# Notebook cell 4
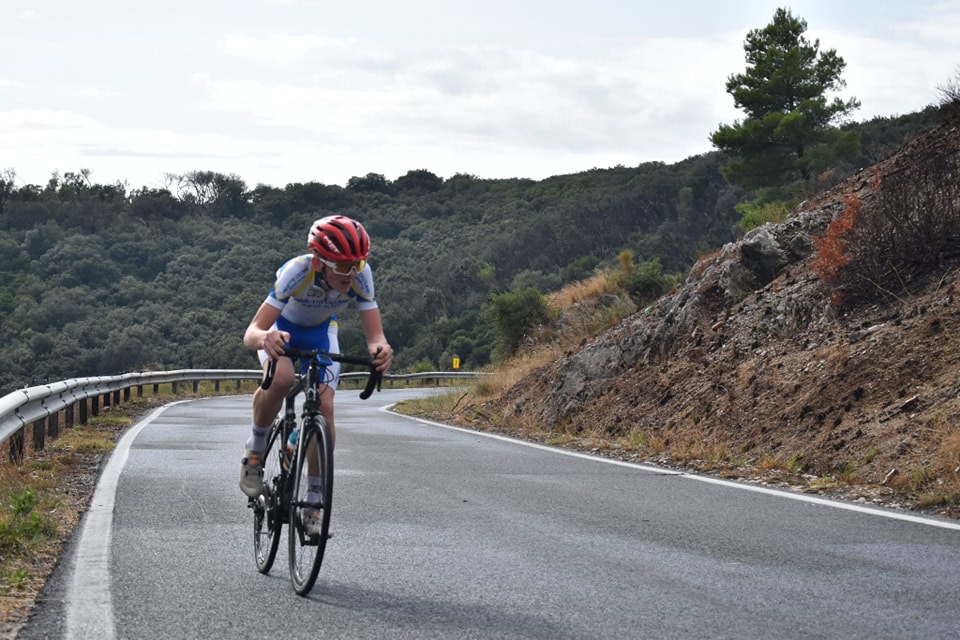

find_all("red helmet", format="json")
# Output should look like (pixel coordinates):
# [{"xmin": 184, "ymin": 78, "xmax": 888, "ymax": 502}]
[{"xmin": 308, "ymin": 215, "xmax": 370, "ymax": 261}]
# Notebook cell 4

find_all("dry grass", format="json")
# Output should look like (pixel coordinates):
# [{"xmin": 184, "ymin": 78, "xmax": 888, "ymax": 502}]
[
  {"xmin": 396, "ymin": 345, "xmax": 563, "ymax": 432},
  {"xmin": 899, "ymin": 413, "xmax": 960, "ymax": 508},
  {"xmin": 475, "ymin": 347, "xmax": 560, "ymax": 400},
  {"xmin": 545, "ymin": 269, "xmax": 640, "ymax": 345},
  {"xmin": 547, "ymin": 270, "xmax": 615, "ymax": 309}
]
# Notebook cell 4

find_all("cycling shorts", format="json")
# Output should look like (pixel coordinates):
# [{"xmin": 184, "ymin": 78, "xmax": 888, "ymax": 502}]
[{"xmin": 257, "ymin": 315, "xmax": 341, "ymax": 390}]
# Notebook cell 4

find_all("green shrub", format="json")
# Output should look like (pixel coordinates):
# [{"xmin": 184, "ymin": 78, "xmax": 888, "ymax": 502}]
[{"xmin": 736, "ymin": 199, "xmax": 792, "ymax": 232}]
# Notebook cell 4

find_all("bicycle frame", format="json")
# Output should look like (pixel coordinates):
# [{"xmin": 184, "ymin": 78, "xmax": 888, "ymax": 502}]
[
  {"xmin": 276, "ymin": 354, "xmax": 329, "ymax": 526},
  {"xmin": 271, "ymin": 348, "xmax": 379, "ymax": 485},
  {"xmin": 251, "ymin": 348, "xmax": 381, "ymax": 595}
]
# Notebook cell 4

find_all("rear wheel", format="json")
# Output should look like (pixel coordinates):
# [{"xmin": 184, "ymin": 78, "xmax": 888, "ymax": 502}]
[
  {"xmin": 288, "ymin": 416, "xmax": 333, "ymax": 595},
  {"xmin": 253, "ymin": 420, "xmax": 284, "ymax": 573}
]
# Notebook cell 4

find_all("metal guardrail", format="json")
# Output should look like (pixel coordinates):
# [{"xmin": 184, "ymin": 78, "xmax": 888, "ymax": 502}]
[{"xmin": 0, "ymin": 369, "xmax": 483, "ymax": 464}]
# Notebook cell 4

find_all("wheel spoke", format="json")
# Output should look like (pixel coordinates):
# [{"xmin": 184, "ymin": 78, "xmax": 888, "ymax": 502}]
[{"xmin": 253, "ymin": 420, "xmax": 284, "ymax": 574}]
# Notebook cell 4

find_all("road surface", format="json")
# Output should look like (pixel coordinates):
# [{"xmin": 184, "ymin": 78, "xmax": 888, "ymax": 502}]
[{"xmin": 20, "ymin": 388, "xmax": 960, "ymax": 639}]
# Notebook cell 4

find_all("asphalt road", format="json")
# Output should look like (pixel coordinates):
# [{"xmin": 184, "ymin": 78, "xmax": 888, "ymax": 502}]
[{"xmin": 20, "ymin": 388, "xmax": 960, "ymax": 639}]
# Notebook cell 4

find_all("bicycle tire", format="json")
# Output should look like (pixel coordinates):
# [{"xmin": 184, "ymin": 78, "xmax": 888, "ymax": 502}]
[
  {"xmin": 253, "ymin": 419, "xmax": 284, "ymax": 574},
  {"xmin": 288, "ymin": 415, "xmax": 333, "ymax": 595}
]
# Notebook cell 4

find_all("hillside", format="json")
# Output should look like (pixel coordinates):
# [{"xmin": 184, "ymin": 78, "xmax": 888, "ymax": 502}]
[
  {"xmin": 443, "ymin": 114, "xmax": 960, "ymax": 518},
  {"xmin": 0, "ymin": 108, "xmax": 945, "ymax": 390}
]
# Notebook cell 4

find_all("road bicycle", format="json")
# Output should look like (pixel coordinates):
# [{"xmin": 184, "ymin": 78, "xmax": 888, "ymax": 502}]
[{"xmin": 249, "ymin": 347, "xmax": 381, "ymax": 595}]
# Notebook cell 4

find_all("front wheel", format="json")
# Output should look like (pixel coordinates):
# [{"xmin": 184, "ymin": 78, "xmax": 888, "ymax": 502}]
[
  {"xmin": 288, "ymin": 415, "xmax": 334, "ymax": 595},
  {"xmin": 253, "ymin": 419, "xmax": 284, "ymax": 574}
]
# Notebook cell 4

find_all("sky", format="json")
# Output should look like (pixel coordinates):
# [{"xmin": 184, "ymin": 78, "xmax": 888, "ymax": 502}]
[{"xmin": 2, "ymin": 0, "xmax": 958, "ymax": 191}]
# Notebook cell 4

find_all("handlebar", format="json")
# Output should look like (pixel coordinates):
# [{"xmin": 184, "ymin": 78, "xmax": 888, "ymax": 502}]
[{"xmin": 260, "ymin": 348, "xmax": 383, "ymax": 400}]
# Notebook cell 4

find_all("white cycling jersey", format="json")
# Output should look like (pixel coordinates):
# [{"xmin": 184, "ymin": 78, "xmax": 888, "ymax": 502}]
[{"xmin": 264, "ymin": 254, "xmax": 378, "ymax": 326}]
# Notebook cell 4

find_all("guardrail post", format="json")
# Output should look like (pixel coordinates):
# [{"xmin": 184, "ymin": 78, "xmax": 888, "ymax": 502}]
[
  {"xmin": 102, "ymin": 392, "xmax": 111, "ymax": 409},
  {"xmin": 114, "ymin": 389, "xmax": 121, "ymax": 405},
  {"xmin": 65, "ymin": 403, "xmax": 75, "ymax": 428},
  {"xmin": 192, "ymin": 381, "xmax": 199, "ymax": 393},
  {"xmin": 33, "ymin": 419, "xmax": 45, "ymax": 452},
  {"xmin": 153, "ymin": 383, "xmax": 160, "ymax": 394},
  {"xmin": 214, "ymin": 380, "xmax": 220, "ymax": 392},
  {"xmin": 91, "ymin": 395, "xmax": 100, "ymax": 417},
  {"xmin": 136, "ymin": 384, "xmax": 143, "ymax": 398},
  {"xmin": 172, "ymin": 382, "xmax": 179, "ymax": 394},
  {"xmin": 79, "ymin": 399, "xmax": 88, "ymax": 424},
  {"xmin": 48, "ymin": 411, "xmax": 59, "ymax": 440},
  {"xmin": 9, "ymin": 427, "xmax": 24, "ymax": 464}
]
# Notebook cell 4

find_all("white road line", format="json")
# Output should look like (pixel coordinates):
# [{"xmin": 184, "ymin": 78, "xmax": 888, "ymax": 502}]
[
  {"xmin": 390, "ymin": 407, "xmax": 960, "ymax": 532},
  {"xmin": 66, "ymin": 402, "xmax": 184, "ymax": 640}
]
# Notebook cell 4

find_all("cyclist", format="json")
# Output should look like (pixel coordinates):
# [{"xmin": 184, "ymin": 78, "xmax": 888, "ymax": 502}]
[{"xmin": 239, "ymin": 215, "xmax": 394, "ymax": 523}]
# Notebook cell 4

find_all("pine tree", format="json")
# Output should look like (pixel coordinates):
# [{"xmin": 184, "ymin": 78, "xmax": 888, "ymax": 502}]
[{"xmin": 711, "ymin": 8, "xmax": 861, "ymax": 196}]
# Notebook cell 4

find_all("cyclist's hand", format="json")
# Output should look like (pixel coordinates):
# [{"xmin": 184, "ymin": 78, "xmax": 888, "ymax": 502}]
[
  {"xmin": 262, "ymin": 329, "xmax": 290, "ymax": 360},
  {"xmin": 370, "ymin": 343, "xmax": 394, "ymax": 374}
]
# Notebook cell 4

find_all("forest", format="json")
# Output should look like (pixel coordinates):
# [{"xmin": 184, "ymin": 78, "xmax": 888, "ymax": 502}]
[{"xmin": 0, "ymin": 105, "xmax": 944, "ymax": 390}]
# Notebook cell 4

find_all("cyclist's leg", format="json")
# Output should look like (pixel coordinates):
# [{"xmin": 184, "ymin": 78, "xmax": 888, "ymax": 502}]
[
  {"xmin": 251, "ymin": 356, "xmax": 295, "ymax": 430},
  {"xmin": 321, "ymin": 319, "xmax": 341, "ymax": 446},
  {"xmin": 306, "ymin": 320, "xmax": 340, "ymax": 495},
  {"xmin": 318, "ymin": 385, "xmax": 337, "ymax": 446},
  {"xmin": 240, "ymin": 328, "xmax": 296, "ymax": 497}
]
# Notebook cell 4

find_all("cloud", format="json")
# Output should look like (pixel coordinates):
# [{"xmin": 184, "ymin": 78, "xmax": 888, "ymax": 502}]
[
  {"xmin": 821, "ymin": 31, "xmax": 957, "ymax": 117},
  {"xmin": 221, "ymin": 32, "xmax": 395, "ymax": 73},
  {"xmin": 0, "ymin": 108, "xmax": 284, "ymax": 186},
  {"xmin": 205, "ymin": 31, "xmax": 745, "ymax": 169},
  {"xmin": 904, "ymin": 1, "xmax": 960, "ymax": 44},
  {"xmin": 222, "ymin": 34, "xmax": 341, "ymax": 65},
  {"xmin": 4, "ymin": 2, "xmax": 959, "ymax": 189},
  {"xmin": 0, "ymin": 109, "xmax": 103, "ymax": 133}
]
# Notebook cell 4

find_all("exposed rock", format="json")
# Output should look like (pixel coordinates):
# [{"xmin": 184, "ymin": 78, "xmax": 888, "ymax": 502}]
[{"xmin": 546, "ymin": 213, "xmax": 825, "ymax": 425}]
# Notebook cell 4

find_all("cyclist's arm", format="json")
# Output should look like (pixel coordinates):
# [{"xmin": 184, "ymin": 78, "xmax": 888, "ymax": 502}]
[
  {"xmin": 244, "ymin": 301, "xmax": 289, "ymax": 360},
  {"xmin": 359, "ymin": 307, "xmax": 393, "ymax": 373}
]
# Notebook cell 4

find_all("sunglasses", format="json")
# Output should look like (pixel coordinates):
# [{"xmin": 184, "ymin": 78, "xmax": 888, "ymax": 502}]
[{"xmin": 316, "ymin": 257, "xmax": 366, "ymax": 276}]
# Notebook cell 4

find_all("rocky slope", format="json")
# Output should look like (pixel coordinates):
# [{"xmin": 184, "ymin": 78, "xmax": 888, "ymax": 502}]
[{"xmin": 459, "ymin": 115, "xmax": 960, "ymax": 517}]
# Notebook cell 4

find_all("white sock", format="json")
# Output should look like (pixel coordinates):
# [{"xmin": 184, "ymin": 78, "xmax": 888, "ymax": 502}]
[
  {"xmin": 307, "ymin": 476, "xmax": 323, "ymax": 504},
  {"xmin": 245, "ymin": 424, "xmax": 268, "ymax": 452}
]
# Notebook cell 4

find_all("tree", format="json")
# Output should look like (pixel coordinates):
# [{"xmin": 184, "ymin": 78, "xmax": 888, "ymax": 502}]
[
  {"xmin": 710, "ymin": 8, "xmax": 860, "ymax": 196},
  {"xmin": 129, "ymin": 187, "xmax": 187, "ymax": 222},
  {"xmin": 346, "ymin": 172, "xmax": 391, "ymax": 194},
  {"xmin": 937, "ymin": 65, "xmax": 960, "ymax": 117},
  {"xmin": 0, "ymin": 168, "xmax": 15, "ymax": 216},
  {"xmin": 172, "ymin": 171, "xmax": 250, "ymax": 218},
  {"xmin": 393, "ymin": 169, "xmax": 443, "ymax": 195}
]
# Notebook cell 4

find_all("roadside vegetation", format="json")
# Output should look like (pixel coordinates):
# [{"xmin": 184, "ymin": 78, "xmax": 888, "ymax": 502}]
[
  {"xmin": 0, "ymin": 409, "xmax": 126, "ymax": 623},
  {"xmin": 0, "ymin": 381, "xmax": 260, "ymax": 626}
]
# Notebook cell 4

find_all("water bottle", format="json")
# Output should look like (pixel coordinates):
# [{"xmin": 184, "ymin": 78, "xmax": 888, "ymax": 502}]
[{"xmin": 284, "ymin": 428, "xmax": 299, "ymax": 469}]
